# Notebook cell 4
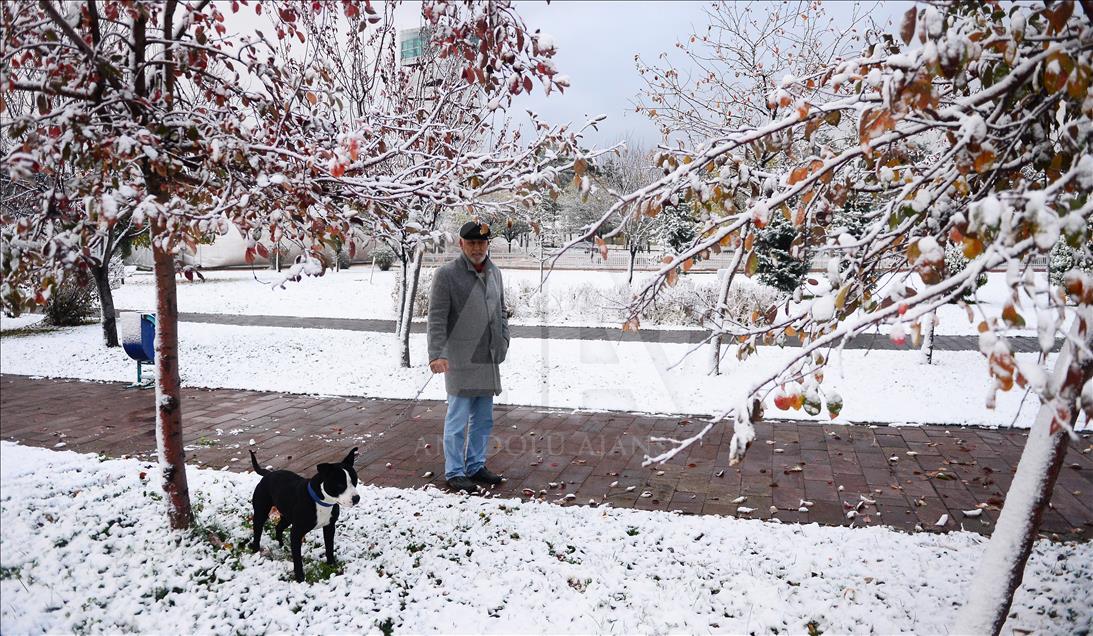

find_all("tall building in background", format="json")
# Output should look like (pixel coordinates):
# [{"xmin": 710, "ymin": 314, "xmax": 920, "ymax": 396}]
[
  {"xmin": 399, "ymin": 27, "xmax": 429, "ymax": 68},
  {"xmin": 398, "ymin": 26, "xmax": 484, "ymax": 107}
]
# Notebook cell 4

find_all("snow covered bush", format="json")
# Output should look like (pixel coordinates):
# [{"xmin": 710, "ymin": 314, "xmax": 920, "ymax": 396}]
[
  {"xmin": 107, "ymin": 254, "xmax": 126, "ymax": 290},
  {"xmin": 505, "ymin": 280, "xmax": 624, "ymax": 324},
  {"xmin": 639, "ymin": 277, "xmax": 715, "ymax": 326},
  {"xmin": 944, "ymin": 245, "xmax": 987, "ymax": 302},
  {"xmin": 372, "ymin": 248, "xmax": 395, "ymax": 272},
  {"xmin": 391, "ymin": 269, "xmax": 433, "ymax": 319},
  {"xmin": 501, "ymin": 275, "xmax": 779, "ymax": 328},
  {"xmin": 718, "ymin": 277, "xmax": 784, "ymax": 327},
  {"xmin": 1048, "ymin": 229, "xmax": 1093, "ymax": 288},
  {"xmin": 44, "ymin": 275, "xmax": 98, "ymax": 327}
]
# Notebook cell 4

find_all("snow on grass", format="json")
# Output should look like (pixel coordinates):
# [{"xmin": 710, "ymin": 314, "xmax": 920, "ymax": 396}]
[
  {"xmin": 110, "ymin": 267, "xmax": 1044, "ymax": 336},
  {"xmin": 2, "ymin": 442, "xmax": 1089, "ymax": 634},
  {"xmin": 0, "ymin": 321, "xmax": 1053, "ymax": 428},
  {"xmin": 0, "ymin": 313, "xmax": 46, "ymax": 333}
]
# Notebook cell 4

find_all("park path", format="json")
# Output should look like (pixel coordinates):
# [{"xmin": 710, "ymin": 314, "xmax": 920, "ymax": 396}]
[
  {"xmin": 171, "ymin": 311, "xmax": 1055, "ymax": 352},
  {"xmin": 2, "ymin": 373, "xmax": 1090, "ymax": 540}
]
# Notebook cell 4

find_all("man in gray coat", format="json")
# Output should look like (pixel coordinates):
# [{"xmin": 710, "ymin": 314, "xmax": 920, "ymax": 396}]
[{"xmin": 427, "ymin": 221, "xmax": 510, "ymax": 493}]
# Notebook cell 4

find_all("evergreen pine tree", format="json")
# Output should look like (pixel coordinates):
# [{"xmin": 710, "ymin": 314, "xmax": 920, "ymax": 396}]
[
  {"xmin": 662, "ymin": 202, "xmax": 696, "ymax": 254},
  {"xmin": 754, "ymin": 212, "xmax": 808, "ymax": 293}
]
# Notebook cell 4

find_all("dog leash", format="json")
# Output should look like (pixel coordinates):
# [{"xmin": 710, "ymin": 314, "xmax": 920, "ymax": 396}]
[{"xmin": 387, "ymin": 370, "xmax": 435, "ymax": 430}]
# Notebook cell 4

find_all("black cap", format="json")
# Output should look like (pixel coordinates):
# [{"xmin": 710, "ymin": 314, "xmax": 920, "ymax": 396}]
[{"xmin": 459, "ymin": 221, "xmax": 491, "ymax": 240}]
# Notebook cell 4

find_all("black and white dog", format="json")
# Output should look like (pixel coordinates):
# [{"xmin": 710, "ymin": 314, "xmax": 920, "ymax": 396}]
[{"xmin": 249, "ymin": 447, "xmax": 361, "ymax": 582}]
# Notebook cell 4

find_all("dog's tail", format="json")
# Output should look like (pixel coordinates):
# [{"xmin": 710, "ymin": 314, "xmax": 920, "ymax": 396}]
[{"xmin": 249, "ymin": 450, "xmax": 270, "ymax": 476}]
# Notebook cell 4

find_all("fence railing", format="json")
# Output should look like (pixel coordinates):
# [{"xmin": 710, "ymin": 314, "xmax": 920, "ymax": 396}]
[{"xmin": 126, "ymin": 237, "xmax": 1051, "ymax": 273}]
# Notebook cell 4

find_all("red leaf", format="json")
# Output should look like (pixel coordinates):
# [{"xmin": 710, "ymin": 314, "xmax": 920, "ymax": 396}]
[
  {"xmin": 900, "ymin": 7, "xmax": 917, "ymax": 45},
  {"xmin": 523, "ymin": 76, "xmax": 533, "ymax": 94},
  {"xmin": 244, "ymin": 247, "xmax": 255, "ymax": 264},
  {"xmin": 256, "ymin": 243, "xmax": 270, "ymax": 259}
]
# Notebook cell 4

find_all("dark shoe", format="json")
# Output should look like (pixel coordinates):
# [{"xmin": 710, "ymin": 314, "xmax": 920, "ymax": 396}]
[
  {"xmin": 446, "ymin": 476, "xmax": 479, "ymax": 493},
  {"xmin": 469, "ymin": 467, "xmax": 503, "ymax": 485}
]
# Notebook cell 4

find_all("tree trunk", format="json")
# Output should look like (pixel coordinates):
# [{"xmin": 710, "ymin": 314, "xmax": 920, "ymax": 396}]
[
  {"xmin": 152, "ymin": 239, "xmax": 193, "ymax": 529},
  {"xmin": 93, "ymin": 259, "xmax": 119, "ymax": 347},
  {"xmin": 398, "ymin": 246, "xmax": 425, "ymax": 368},
  {"xmin": 627, "ymin": 246, "xmax": 637, "ymax": 284},
  {"xmin": 954, "ymin": 311, "xmax": 1092, "ymax": 635},
  {"xmin": 919, "ymin": 310, "xmax": 936, "ymax": 365},
  {"xmin": 394, "ymin": 252, "xmax": 408, "ymax": 341}
]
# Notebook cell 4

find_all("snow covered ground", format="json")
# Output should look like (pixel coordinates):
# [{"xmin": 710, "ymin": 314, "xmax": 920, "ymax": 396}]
[
  {"xmin": 104, "ymin": 266, "xmax": 1049, "ymax": 335},
  {"xmin": 0, "ymin": 319, "xmax": 1054, "ymax": 428},
  {"xmin": 2, "ymin": 442, "xmax": 1089, "ymax": 634}
]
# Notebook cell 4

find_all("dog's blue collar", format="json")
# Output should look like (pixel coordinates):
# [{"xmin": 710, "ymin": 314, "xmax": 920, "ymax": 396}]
[{"xmin": 308, "ymin": 482, "xmax": 335, "ymax": 507}]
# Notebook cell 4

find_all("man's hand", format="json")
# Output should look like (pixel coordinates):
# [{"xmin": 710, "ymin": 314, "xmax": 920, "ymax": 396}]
[{"xmin": 429, "ymin": 358, "xmax": 449, "ymax": 374}]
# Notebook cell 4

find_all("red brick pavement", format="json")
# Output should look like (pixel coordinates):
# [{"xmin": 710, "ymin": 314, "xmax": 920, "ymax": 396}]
[{"xmin": 2, "ymin": 374, "xmax": 1091, "ymax": 540}]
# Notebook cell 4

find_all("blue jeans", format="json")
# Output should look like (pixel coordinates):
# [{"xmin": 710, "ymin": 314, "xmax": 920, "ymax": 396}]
[{"xmin": 443, "ymin": 394, "xmax": 495, "ymax": 480}]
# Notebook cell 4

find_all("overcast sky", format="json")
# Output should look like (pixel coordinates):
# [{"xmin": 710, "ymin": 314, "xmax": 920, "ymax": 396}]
[{"xmin": 463, "ymin": 1, "xmax": 912, "ymax": 149}]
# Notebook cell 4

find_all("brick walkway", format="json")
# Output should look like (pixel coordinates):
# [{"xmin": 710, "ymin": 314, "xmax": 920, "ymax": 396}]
[{"xmin": 2, "ymin": 374, "xmax": 1090, "ymax": 540}]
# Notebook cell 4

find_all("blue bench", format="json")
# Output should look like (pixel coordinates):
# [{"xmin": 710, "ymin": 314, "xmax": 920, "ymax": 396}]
[{"xmin": 121, "ymin": 312, "xmax": 155, "ymax": 388}]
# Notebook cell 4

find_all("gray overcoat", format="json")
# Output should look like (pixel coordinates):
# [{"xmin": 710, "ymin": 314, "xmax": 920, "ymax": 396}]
[{"xmin": 427, "ymin": 254, "xmax": 509, "ymax": 396}]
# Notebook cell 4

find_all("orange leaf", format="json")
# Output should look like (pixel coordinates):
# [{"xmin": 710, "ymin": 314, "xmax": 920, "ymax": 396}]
[
  {"xmin": 962, "ymin": 237, "xmax": 984, "ymax": 259},
  {"xmin": 595, "ymin": 235, "xmax": 608, "ymax": 261},
  {"xmin": 788, "ymin": 165, "xmax": 809, "ymax": 185},
  {"xmin": 859, "ymin": 108, "xmax": 894, "ymax": 143},
  {"xmin": 1002, "ymin": 303, "xmax": 1026, "ymax": 328},
  {"xmin": 973, "ymin": 150, "xmax": 995, "ymax": 173},
  {"xmin": 804, "ymin": 117, "xmax": 821, "ymax": 141}
]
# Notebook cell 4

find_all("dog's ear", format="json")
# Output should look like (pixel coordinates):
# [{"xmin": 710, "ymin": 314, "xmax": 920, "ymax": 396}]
[{"xmin": 342, "ymin": 447, "xmax": 359, "ymax": 467}]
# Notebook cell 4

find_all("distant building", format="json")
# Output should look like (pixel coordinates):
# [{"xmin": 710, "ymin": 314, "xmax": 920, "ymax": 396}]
[{"xmin": 399, "ymin": 27, "xmax": 430, "ymax": 67}]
